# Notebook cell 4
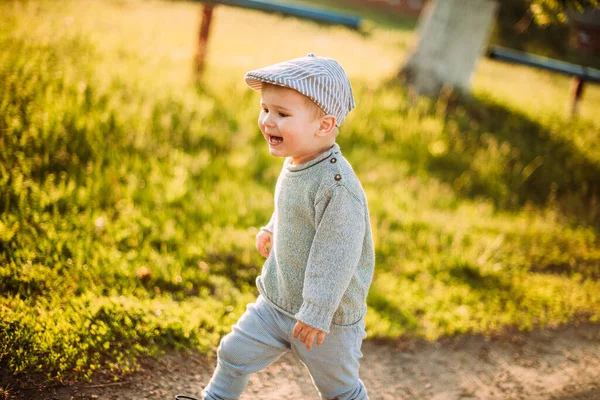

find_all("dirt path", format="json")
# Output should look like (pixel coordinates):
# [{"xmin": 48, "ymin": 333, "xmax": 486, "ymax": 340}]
[{"xmin": 7, "ymin": 323, "xmax": 600, "ymax": 400}]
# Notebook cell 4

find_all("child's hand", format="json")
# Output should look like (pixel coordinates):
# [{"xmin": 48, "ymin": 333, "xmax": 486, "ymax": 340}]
[
  {"xmin": 293, "ymin": 321, "xmax": 326, "ymax": 351},
  {"xmin": 255, "ymin": 230, "xmax": 272, "ymax": 258}
]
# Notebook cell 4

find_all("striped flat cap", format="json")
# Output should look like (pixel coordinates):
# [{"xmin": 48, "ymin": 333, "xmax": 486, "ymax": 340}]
[{"xmin": 244, "ymin": 53, "xmax": 355, "ymax": 126}]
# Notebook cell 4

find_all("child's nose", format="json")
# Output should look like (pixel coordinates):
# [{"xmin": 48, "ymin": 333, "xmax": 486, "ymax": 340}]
[{"xmin": 262, "ymin": 113, "xmax": 276, "ymax": 127}]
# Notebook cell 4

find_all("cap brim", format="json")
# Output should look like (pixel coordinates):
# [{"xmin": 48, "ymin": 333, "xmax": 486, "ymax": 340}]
[
  {"xmin": 244, "ymin": 75, "xmax": 263, "ymax": 91},
  {"xmin": 244, "ymin": 71, "xmax": 294, "ymax": 92}
]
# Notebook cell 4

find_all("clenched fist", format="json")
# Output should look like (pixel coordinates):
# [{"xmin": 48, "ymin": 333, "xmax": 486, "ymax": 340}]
[{"xmin": 255, "ymin": 230, "xmax": 272, "ymax": 258}]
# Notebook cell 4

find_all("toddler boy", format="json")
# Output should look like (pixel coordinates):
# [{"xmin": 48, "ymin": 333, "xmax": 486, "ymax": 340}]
[{"xmin": 202, "ymin": 53, "xmax": 375, "ymax": 400}]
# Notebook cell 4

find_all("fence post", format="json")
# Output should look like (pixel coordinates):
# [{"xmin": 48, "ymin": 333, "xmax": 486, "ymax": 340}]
[{"xmin": 195, "ymin": 3, "xmax": 215, "ymax": 78}]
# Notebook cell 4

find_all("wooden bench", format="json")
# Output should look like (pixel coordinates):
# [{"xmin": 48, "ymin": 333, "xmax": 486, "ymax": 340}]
[{"xmin": 487, "ymin": 45, "xmax": 600, "ymax": 116}]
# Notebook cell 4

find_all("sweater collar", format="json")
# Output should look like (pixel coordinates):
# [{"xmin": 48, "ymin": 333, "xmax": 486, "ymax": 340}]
[{"xmin": 285, "ymin": 143, "xmax": 340, "ymax": 172}]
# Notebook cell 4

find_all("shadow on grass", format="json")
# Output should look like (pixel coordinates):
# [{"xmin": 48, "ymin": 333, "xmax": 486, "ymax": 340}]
[
  {"xmin": 447, "ymin": 262, "xmax": 514, "ymax": 291},
  {"xmin": 529, "ymin": 261, "xmax": 600, "ymax": 280},
  {"xmin": 430, "ymin": 90, "xmax": 600, "ymax": 228}
]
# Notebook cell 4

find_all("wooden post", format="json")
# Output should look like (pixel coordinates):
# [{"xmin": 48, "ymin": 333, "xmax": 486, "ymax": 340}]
[
  {"xmin": 569, "ymin": 76, "xmax": 585, "ymax": 117},
  {"xmin": 195, "ymin": 4, "xmax": 215, "ymax": 78}
]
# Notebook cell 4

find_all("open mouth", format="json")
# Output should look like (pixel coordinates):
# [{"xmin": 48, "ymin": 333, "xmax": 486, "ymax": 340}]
[{"xmin": 268, "ymin": 135, "xmax": 283, "ymax": 145}]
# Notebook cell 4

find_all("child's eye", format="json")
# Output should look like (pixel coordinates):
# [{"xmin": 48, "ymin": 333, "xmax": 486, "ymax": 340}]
[
  {"xmin": 278, "ymin": 112, "xmax": 288, "ymax": 117},
  {"xmin": 262, "ymin": 108, "xmax": 269, "ymax": 113}
]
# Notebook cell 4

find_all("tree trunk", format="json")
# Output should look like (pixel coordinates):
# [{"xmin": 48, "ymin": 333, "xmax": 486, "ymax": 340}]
[{"xmin": 401, "ymin": 0, "xmax": 498, "ymax": 97}]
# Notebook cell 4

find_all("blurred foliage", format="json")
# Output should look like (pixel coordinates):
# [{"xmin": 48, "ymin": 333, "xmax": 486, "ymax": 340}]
[
  {"xmin": 1, "ymin": 0, "xmax": 599, "ymax": 385},
  {"xmin": 491, "ymin": 0, "xmax": 600, "ymax": 67},
  {"xmin": 528, "ymin": 0, "xmax": 599, "ymax": 27}
]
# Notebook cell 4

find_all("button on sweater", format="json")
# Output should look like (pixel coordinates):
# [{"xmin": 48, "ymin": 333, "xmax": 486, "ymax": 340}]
[{"xmin": 256, "ymin": 143, "xmax": 375, "ymax": 333}]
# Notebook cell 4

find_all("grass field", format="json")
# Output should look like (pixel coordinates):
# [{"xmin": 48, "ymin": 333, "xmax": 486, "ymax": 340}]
[{"xmin": 1, "ymin": 0, "xmax": 599, "ymax": 384}]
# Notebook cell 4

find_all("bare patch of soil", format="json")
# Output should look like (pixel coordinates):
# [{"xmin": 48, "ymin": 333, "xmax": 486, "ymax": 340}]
[{"xmin": 4, "ymin": 323, "xmax": 600, "ymax": 400}]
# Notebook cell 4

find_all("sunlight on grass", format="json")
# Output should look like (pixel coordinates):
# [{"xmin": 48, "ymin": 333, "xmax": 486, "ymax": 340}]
[{"xmin": 474, "ymin": 58, "xmax": 600, "ymax": 128}]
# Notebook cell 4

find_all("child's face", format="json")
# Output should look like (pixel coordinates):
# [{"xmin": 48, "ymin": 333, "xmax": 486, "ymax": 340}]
[{"xmin": 259, "ymin": 84, "xmax": 328, "ymax": 165}]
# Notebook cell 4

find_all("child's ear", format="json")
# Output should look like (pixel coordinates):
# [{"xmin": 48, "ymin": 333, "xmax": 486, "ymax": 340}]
[{"xmin": 316, "ymin": 115, "xmax": 336, "ymax": 137}]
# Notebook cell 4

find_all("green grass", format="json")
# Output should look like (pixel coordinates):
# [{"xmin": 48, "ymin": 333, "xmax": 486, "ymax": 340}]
[{"xmin": 1, "ymin": 0, "xmax": 600, "ymax": 384}]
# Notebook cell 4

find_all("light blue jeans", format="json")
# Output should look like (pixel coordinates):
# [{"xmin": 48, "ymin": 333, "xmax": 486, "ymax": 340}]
[{"xmin": 202, "ymin": 295, "xmax": 368, "ymax": 400}]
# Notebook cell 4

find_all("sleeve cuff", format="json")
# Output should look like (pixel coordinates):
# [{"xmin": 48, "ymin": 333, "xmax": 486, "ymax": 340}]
[
  {"xmin": 294, "ymin": 301, "xmax": 336, "ymax": 333},
  {"xmin": 259, "ymin": 226, "xmax": 272, "ymax": 233}
]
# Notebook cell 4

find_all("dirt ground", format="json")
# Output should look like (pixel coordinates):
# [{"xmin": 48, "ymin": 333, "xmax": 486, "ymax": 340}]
[{"xmin": 5, "ymin": 322, "xmax": 600, "ymax": 400}]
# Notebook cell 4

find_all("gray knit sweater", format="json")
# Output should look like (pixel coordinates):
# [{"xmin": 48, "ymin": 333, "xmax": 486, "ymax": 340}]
[{"xmin": 256, "ymin": 143, "xmax": 375, "ymax": 333}]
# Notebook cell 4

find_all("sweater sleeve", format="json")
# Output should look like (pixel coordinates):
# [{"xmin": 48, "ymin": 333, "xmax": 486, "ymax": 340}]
[
  {"xmin": 295, "ymin": 185, "xmax": 365, "ymax": 332},
  {"xmin": 259, "ymin": 211, "xmax": 275, "ymax": 234}
]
